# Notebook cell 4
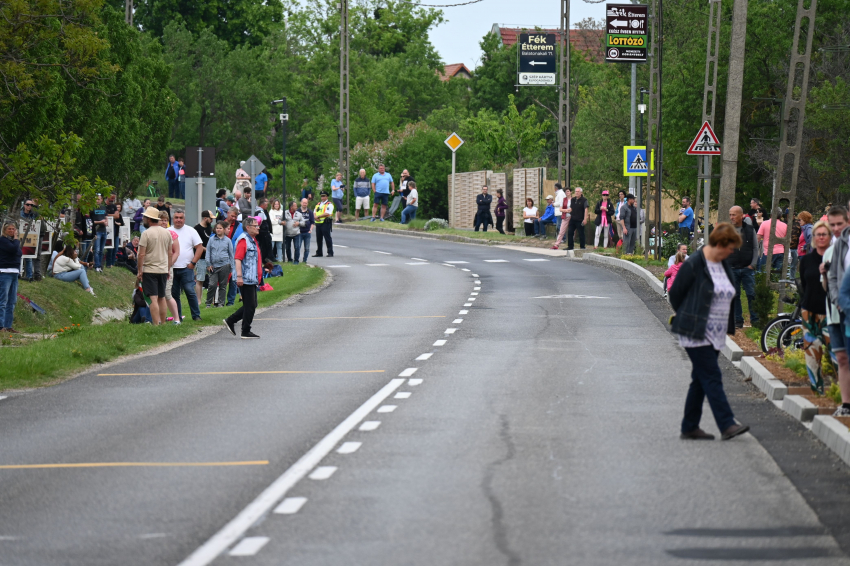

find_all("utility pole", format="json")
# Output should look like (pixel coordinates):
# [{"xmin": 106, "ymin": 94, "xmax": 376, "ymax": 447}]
[
  {"xmin": 716, "ymin": 0, "xmax": 749, "ymax": 217},
  {"xmin": 339, "ymin": 0, "xmax": 351, "ymax": 216},
  {"xmin": 695, "ymin": 0, "xmax": 723, "ymax": 246},
  {"xmin": 125, "ymin": 0, "xmax": 133, "ymax": 25},
  {"xmin": 558, "ymin": 0, "xmax": 570, "ymax": 189},
  {"xmin": 645, "ymin": 0, "xmax": 663, "ymax": 258},
  {"xmin": 629, "ymin": 0, "xmax": 639, "ymax": 198},
  {"xmin": 765, "ymin": 0, "xmax": 818, "ymax": 292}
]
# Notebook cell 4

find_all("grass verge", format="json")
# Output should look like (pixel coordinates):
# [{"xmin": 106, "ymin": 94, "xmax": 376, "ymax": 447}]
[{"xmin": 0, "ymin": 264, "xmax": 326, "ymax": 390}]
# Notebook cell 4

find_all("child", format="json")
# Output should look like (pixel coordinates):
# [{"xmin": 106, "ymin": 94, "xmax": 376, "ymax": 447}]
[
  {"xmin": 205, "ymin": 221, "xmax": 234, "ymax": 307},
  {"xmin": 664, "ymin": 250, "xmax": 687, "ymax": 292}
]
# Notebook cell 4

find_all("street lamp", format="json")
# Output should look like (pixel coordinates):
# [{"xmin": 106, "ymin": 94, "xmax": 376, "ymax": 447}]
[{"xmin": 271, "ymin": 98, "xmax": 288, "ymax": 207}]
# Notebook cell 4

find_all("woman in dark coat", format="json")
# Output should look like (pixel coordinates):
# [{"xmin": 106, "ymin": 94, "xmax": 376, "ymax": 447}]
[
  {"xmin": 668, "ymin": 222, "xmax": 750, "ymax": 441},
  {"xmin": 494, "ymin": 189, "xmax": 508, "ymax": 234},
  {"xmin": 593, "ymin": 190, "xmax": 616, "ymax": 248}
]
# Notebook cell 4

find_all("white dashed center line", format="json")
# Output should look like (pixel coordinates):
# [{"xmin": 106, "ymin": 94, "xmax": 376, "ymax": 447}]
[
  {"xmin": 274, "ymin": 497, "xmax": 308, "ymax": 515},
  {"xmin": 374, "ymin": 251, "xmax": 391, "ymax": 255},
  {"xmin": 416, "ymin": 353, "xmax": 433, "ymax": 360},
  {"xmin": 366, "ymin": 264, "xmax": 389, "ymax": 267},
  {"xmin": 441, "ymin": 263, "xmax": 456, "ymax": 267},
  {"xmin": 336, "ymin": 442, "xmax": 362, "ymax": 454},
  {"xmin": 336, "ymin": 245, "xmax": 348, "ymax": 248},
  {"xmin": 472, "ymin": 273, "xmax": 479, "ymax": 277},
  {"xmin": 408, "ymin": 379, "xmax": 423, "ymax": 386},
  {"xmin": 433, "ymin": 340, "xmax": 447, "ymax": 346},
  {"xmin": 445, "ymin": 261, "xmax": 469, "ymax": 264},
  {"xmin": 228, "ymin": 537, "xmax": 269, "ymax": 557},
  {"xmin": 445, "ymin": 328, "xmax": 457, "ymax": 334},
  {"xmin": 463, "ymin": 303, "xmax": 472, "ymax": 307},
  {"xmin": 461, "ymin": 268, "xmax": 470, "ymax": 272},
  {"xmin": 377, "ymin": 405, "xmax": 397, "ymax": 413},
  {"xmin": 468, "ymin": 298, "xmax": 476, "ymax": 301},
  {"xmin": 399, "ymin": 368, "xmax": 418, "ymax": 377},
  {"xmin": 474, "ymin": 287, "xmax": 481, "ymax": 290},
  {"xmin": 411, "ymin": 257, "xmax": 427, "ymax": 262},
  {"xmin": 0, "ymin": 396, "xmax": 7, "ymax": 402},
  {"xmin": 484, "ymin": 259, "xmax": 508, "ymax": 263},
  {"xmin": 453, "ymin": 319, "xmax": 463, "ymax": 324},
  {"xmin": 474, "ymin": 280, "xmax": 481, "ymax": 284},
  {"xmin": 327, "ymin": 265, "xmax": 351, "ymax": 268},
  {"xmin": 309, "ymin": 466, "xmax": 337, "ymax": 480},
  {"xmin": 523, "ymin": 258, "xmax": 549, "ymax": 262},
  {"xmin": 359, "ymin": 421, "xmax": 381, "ymax": 431},
  {"xmin": 471, "ymin": 292, "xmax": 479, "ymax": 296},
  {"xmin": 394, "ymin": 392, "xmax": 412, "ymax": 399},
  {"xmin": 459, "ymin": 310, "xmax": 468, "ymax": 315},
  {"xmin": 406, "ymin": 262, "xmax": 429, "ymax": 265}
]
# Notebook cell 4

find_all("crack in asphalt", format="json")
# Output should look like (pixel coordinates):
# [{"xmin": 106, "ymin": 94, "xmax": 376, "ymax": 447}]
[{"xmin": 482, "ymin": 413, "xmax": 523, "ymax": 566}]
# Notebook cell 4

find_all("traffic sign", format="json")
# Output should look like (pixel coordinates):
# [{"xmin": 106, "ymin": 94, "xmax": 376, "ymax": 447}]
[
  {"xmin": 687, "ymin": 121, "xmax": 722, "ymax": 155},
  {"xmin": 518, "ymin": 33, "xmax": 556, "ymax": 86},
  {"xmin": 605, "ymin": 4, "xmax": 648, "ymax": 63},
  {"xmin": 444, "ymin": 132, "xmax": 464, "ymax": 152},
  {"xmin": 623, "ymin": 146, "xmax": 655, "ymax": 176}
]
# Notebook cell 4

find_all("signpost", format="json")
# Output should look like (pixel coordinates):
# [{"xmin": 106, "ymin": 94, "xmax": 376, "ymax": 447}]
[
  {"xmin": 687, "ymin": 122, "xmax": 721, "ymax": 241},
  {"xmin": 186, "ymin": 146, "xmax": 216, "ymax": 225},
  {"xmin": 517, "ymin": 33, "xmax": 556, "ymax": 86},
  {"xmin": 244, "ymin": 155, "xmax": 266, "ymax": 218},
  {"xmin": 605, "ymin": 4, "xmax": 648, "ymax": 63},
  {"xmin": 445, "ymin": 133, "xmax": 464, "ymax": 228},
  {"xmin": 623, "ymin": 146, "xmax": 655, "ymax": 176}
]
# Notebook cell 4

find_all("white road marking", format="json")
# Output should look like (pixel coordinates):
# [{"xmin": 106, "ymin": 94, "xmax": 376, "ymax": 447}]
[
  {"xmin": 523, "ymin": 258, "xmax": 549, "ymax": 262},
  {"xmin": 366, "ymin": 264, "xmax": 389, "ymax": 267},
  {"xmin": 445, "ymin": 328, "xmax": 457, "ymax": 334},
  {"xmin": 337, "ymin": 442, "xmax": 362, "ymax": 454},
  {"xmin": 399, "ymin": 368, "xmax": 418, "ymax": 377},
  {"xmin": 441, "ymin": 263, "xmax": 455, "ymax": 267},
  {"xmin": 472, "ymin": 273, "xmax": 479, "ymax": 277},
  {"xmin": 463, "ymin": 303, "xmax": 472, "ymax": 307},
  {"xmin": 228, "ymin": 537, "xmax": 269, "ymax": 557},
  {"xmin": 374, "ymin": 251, "xmax": 391, "ymax": 255},
  {"xmin": 178, "ymin": 379, "xmax": 404, "ymax": 566},
  {"xmin": 433, "ymin": 340, "xmax": 447, "ymax": 346},
  {"xmin": 474, "ymin": 280, "xmax": 481, "ymax": 284},
  {"xmin": 408, "ymin": 378, "xmax": 423, "ymax": 386},
  {"xmin": 0, "ymin": 396, "xmax": 7, "ymax": 402},
  {"xmin": 468, "ymin": 297, "xmax": 476, "ymax": 301},
  {"xmin": 483, "ymin": 259, "xmax": 508, "ymax": 263},
  {"xmin": 309, "ymin": 466, "xmax": 337, "ymax": 480},
  {"xmin": 327, "ymin": 265, "xmax": 351, "ymax": 268},
  {"xmin": 474, "ymin": 287, "xmax": 481, "ymax": 290},
  {"xmin": 359, "ymin": 421, "xmax": 381, "ymax": 431},
  {"xmin": 411, "ymin": 257, "xmax": 427, "ymax": 262},
  {"xmin": 459, "ymin": 310, "xmax": 468, "ymax": 315},
  {"xmin": 406, "ymin": 262, "xmax": 429, "ymax": 265},
  {"xmin": 377, "ymin": 405, "xmax": 397, "ymax": 413},
  {"xmin": 453, "ymin": 319, "xmax": 463, "ymax": 324},
  {"xmin": 445, "ymin": 261, "xmax": 469, "ymax": 264},
  {"xmin": 415, "ymin": 353, "xmax": 433, "ymax": 360},
  {"xmin": 461, "ymin": 268, "xmax": 470, "ymax": 272},
  {"xmin": 394, "ymin": 392, "xmax": 412, "ymax": 399},
  {"xmin": 471, "ymin": 292, "xmax": 479, "ymax": 296},
  {"xmin": 139, "ymin": 533, "xmax": 169, "ymax": 539},
  {"xmin": 533, "ymin": 294, "xmax": 609, "ymax": 299},
  {"xmin": 274, "ymin": 497, "xmax": 308, "ymax": 515},
  {"xmin": 336, "ymin": 245, "xmax": 349, "ymax": 248}
]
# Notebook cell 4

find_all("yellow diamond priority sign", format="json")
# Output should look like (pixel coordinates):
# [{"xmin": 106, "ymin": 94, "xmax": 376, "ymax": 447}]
[{"xmin": 444, "ymin": 132, "xmax": 464, "ymax": 152}]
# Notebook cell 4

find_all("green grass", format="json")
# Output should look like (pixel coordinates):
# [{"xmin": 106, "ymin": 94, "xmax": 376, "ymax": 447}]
[{"xmin": 0, "ymin": 265, "xmax": 326, "ymax": 390}]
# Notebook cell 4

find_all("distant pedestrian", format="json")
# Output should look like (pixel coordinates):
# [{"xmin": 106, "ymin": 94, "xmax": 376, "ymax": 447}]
[
  {"xmin": 238, "ymin": 189, "xmax": 253, "ymax": 219},
  {"xmin": 301, "ymin": 178, "xmax": 314, "ymax": 201},
  {"xmin": 270, "ymin": 199, "xmax": 284, "ymax": 261},
  {"xmin": 495, "ymin": 189, "xmax": 508, "ymax": 234},
  {"xmin": 757, "ymin": 215, "xmax": 787, "ymax": 272},
  {"xmin": 474, "ymin": 186, "xmax": 493, "ymax": 232},
  {"xmin": 0, "ymin": 222, "xmax": 22, "ymax": 332},
  {"xmin": 298, "ymin": 198, "xmax": 314, "ymax": 264},
  {"xmin": 791, "ymin": 211, "xmax": 813, "ymax": 276},
  {"xmin": 824, "ymin": 206, "xmax": 850, "ymax": 416},
  {"xmin": 313, "ymin": 192, "xmax": 334, "ymax": 257},
  {"xmin": 553, "ymin": 183, "xmax": 566, "ymax": 235},
  {"xmin": 90, "ymin": 193, "xmax": 108, "ymax": 272},
  {"xmin": 284, "ymin": 201, "xmax": 303, "ymax": 262},
  {"xmin": 399, "ymin": 170, "xmax": 415, "ymax": 209},
  {"xmin": 205, "ymin": 221, "xmax": 234, "ymax": 307},
  {"xmin": 620, "ymin": 193, "xmax": 638, "ymax": 254},
  {"xmin": 193, "ymin": 210, "xmax": 213, "ymax": 301},
  {"xmin": 19, "ymin": 198, "xmax": 42, "ymax": 280},
  {"xmin": 400, "ymin": 181, "xmax": 419, "ymax": 224},
  {"xmin": 664, "ymin": 243, "xmax": 689, "ymax": 294},
  {"xmin": 522, "ymin": 198, "xmax": 539, "ymax": 237},
  {"xmin": 615, "ymin": 190, "xmax": 626, "ymax": 244},
  {"xmin": 353, "ymin": 169, "xmax": 371, "ymax": 221},
  {"xmin": 799, "ymin": 221, "xmax": 831, "ymax": 394},
  {"xmin": 552, "ymin": 188, "xmax": 572, "ymax": 249},
  {"xmin": 256, "ymin": 197, "xmax": 274, "ymax": 263},
  {"xmin": 124, "ymin": 195, "xmax": 143, "ymax": 218},
  {"xmin": 678, "ymin": 197, "xmax": 694, "ymax": 240},
  {"xmin": 133, "ymin": 198, "xmax": 151, "ymax": 232},
  {"xmin": 165, "ymin": 155, "xmax": 179, "ymax": 199},
  {"xmin": 370, "ymin": 164, "xmax": 394, "ymax": 222},
  {"xmin": 593, "ymin": 190, "xmax": 615, "ymax": 249},
  {"xmin": 331, "ymin": 172, "xmax": 345, "ymax": 224},
  {"xmin": 663, "ymin": 251, "xmax": 686, "ymax": 293},
  {"xmin": 223, "ymin": 216, "xmax": 262, "ymax": 339},
  {"xmin": 108, "ymin": 201, "xmax": 124, "ymax": 268},
  {"xmin": 170, "ymin": 209, "xmax": 203, "ymax": 322},
  {"xmin": 537, "ymin": 195, "xmax": 556, "ymax": 238},
  {"xmin": 178, "ymin": 158, "xmax": 186, "ymax": 199},
  {"xmin": 669, "ymin": 222, "xmax": 749, "ymax": 441},
  {"xmin": 728, "ymin": 206, "xmax": 759, "ymax": 328},
  {"xmin": 567, "ymin": 187, "xmax": 589, "ymax": 250},
  {"xmin": 254, "ymin": 168, "xmax": 268, "ymax": 199},
  {"xmin": 136, "ymin": 207, "xmax": 173, "ymax": 325}
]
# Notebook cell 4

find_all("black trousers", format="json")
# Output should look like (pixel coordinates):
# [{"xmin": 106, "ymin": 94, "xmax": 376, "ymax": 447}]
[
  {"xmin": 226, "ymin": 284, "xmax": 257, "ymax": 335},
  {"xmin": 496, "ymin": 216, "xmax": 505, "ymax": 234},
  {"xmin": 316, "ymin": 222, "xmax": 333, "ymax": 255},
  {"xmin": 567, "ymin": 220, "xmax": 586, "ymax": 249}
]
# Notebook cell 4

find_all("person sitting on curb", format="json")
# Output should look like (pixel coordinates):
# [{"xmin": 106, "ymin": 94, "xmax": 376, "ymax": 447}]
[
  {"xmin": 53, "ymin": 246, "xmax": 96, "ymax": 296},
  {"xmin": 537, "ymin": 195, "xmax": 556, "ymax": 239}
]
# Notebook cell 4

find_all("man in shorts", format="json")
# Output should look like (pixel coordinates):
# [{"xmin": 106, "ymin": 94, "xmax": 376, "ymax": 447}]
[
  {"xmin": 331, "ymin": 172, "xmax": 345, "ymax": 224},
  {"xmin": 353, "ymin": 169, "xmax": 371, "ymax": 221},
  {"xmin": 136, "ymin": 207, "xmax": 174, "ymax": 325},
  {"xmin": 370, "ymin": 164, "xmax": 394, "ymax": 222}
]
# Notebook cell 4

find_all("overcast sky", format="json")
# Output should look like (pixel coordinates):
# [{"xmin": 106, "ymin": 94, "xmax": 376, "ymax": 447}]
[{"xmin": 429, "ymin": 0, "xmax": 607, "ymax": 69}]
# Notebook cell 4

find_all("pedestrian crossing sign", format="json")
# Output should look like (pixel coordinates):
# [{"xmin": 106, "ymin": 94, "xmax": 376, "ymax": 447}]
[{"xmin": 623, "ymin": 146, "xmax": 655, "ymax": 176}]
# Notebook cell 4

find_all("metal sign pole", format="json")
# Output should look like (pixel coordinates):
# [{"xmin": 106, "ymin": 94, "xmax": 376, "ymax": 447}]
[
  {"xmin": 451, "ymin": 151, "xmax": 456, "ymax": 228},
  {"xmin": 196, "ymin": 147, "xmax": 203, "ymax": 223},
  {"xmin": 249, "ymin": 158, "xmax": 257, "ymax": 217}
]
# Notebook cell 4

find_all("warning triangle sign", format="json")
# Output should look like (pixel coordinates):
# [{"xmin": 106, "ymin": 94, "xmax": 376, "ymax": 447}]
[
  {"xmin": 630, "ymin": 154, "xmax": 647, "ymax": 170},
  {"xmin": 687, "ymin": 121, "xmax": 722, "ymax": 155}
]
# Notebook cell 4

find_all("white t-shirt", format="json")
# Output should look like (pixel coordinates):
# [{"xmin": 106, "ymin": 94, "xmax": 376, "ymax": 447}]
[
  {"xmin": 554, "ymin": 190, "xmax": 566, "ymax": 212},
  {"xmin": 523, "ymin": 206, "xmax": 538, "ymax": 223},
  {"xmin": 407, "ymin": 189, "xmax": 419, "ymax": 207},
  {"xmin": 171, "ymin": 224, "xmax": 202, "ymax": 268}
]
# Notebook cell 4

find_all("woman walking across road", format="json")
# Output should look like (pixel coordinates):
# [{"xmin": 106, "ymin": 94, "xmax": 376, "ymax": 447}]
[
  {"xmin": 495, "ymin": 189, "xmax": 508, "ymax": 234},
  {"xmin": 593, "ymin": 190, "xmax": 615, "ymax": 249},
  {"xmin": 669, "ymin": 223, "xmax": 749, "ymax": 441},
  {"xmin": 798, "ymin": 221, "xmax": 831, "ymax": 394}
]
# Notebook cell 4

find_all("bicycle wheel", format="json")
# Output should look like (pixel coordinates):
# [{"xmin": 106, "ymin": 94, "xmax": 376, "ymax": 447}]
[
  {"xmin": 777, "ymin": 322, "xmax": 804, "ymax": 355},
  {"xmin": 760, "ymin": 314, "xmax": 792, "ymax": 352}
]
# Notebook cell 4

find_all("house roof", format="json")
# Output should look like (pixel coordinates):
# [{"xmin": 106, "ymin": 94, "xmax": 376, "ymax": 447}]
[
  {"xmin": 437, "ymin": 63, "xmax": 473, "ymax": 81},
  {"xmin": 490, "ymin": 25, "xmax": 605, "ymax": 63}
]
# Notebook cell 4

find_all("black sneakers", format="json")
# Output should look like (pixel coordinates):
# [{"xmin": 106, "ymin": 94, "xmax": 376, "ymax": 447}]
[
  {"xmin": 241, "ymin": 332, "xmax": 260, "ymax": 339},
  {"xmin": 223, "ymin": 319, "xmax": 235, "ymax": 336}
]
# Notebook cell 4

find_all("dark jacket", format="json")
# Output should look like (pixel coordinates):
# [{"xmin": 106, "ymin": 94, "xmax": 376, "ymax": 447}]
[
  {"xmin": 0, "ymin": 235, "xmax": 23, "ymax": 271},
  {"xmin": 495, "ymin": 196, "xmax": 508, "ymax": 218},
  {"xmin": 668, "ymin": 249, "xmax": 737, "ymax": 340},
  {"xmin": 570, "ymin": 196, "xmax": 588, "ymax": 223},
  {"xmin": 728, "ymin": 222, "xmax": 757, "ymax": 269},
  {"xmin": 475, "ymin": 194, "xmax": 493, "ymax": 226},
  {"xmin": 593, "ymin": 200, "xmax": 615, "ymax": 226}
]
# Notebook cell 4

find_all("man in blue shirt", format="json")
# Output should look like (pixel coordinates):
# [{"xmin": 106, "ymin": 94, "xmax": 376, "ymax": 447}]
[
  {"xmin": 537, "ymin": 195, "xmax": 557, "ymax": 238},
  {"xmin": 331, "ymin": 172, "xmax": 344, "ymax": 224},
  {"xmin": 678, "ymin": 197, "xmax": 694, "ymax": 240},
  {"xmin": 254, "ymin": 169, "xmax": 268, "ymax": 198},
  {"xmin": 165, "ymin": 155, "xmax": 179, "ymax": 199},
  {"xmin": 370, "ymin": 164, "xmax": 395, "ymax": 222}
]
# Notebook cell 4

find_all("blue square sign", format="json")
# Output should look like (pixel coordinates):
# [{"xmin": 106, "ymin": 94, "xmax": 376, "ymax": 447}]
[{"xmin": 623, "ymin": 146, "xmax": 654, "ymax": 176}]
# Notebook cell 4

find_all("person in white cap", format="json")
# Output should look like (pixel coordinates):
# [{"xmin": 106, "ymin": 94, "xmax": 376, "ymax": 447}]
[{"xmin": 234, "ymin": 161, "xmax": 251, "ymax": 194}]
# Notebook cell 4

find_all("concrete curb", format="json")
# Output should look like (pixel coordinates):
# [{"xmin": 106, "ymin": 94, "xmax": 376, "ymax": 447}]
[
  {"xmin": 782, "ymin": 395, "xmax": 818, "ymax": 422},
  {"xmin": 740, "ymin": 357, "xmax": 788, "ymax": 400},
  {"xmin": 812, "ymin": 416, "xmax": 850, "ymax": 465}
]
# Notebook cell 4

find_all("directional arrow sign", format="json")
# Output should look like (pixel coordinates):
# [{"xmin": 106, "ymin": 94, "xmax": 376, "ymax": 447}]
[
  {"xmin": 529, "ymin": 61, "xmax": 547, "ymax": 66},
  {"xmin": 686, "ymin": 121, "xmax": 722, "ymax": 155},
  {"xmin": 518, "ymin": 32, "xmax": 556, "ymax": 85},
  {"xmin": 611, "ymin": 19, "xmax": 628, "ymax": 27},
  {"xmin": 606, "ymin": 4, "xmax": 647, "ymax": 63}
]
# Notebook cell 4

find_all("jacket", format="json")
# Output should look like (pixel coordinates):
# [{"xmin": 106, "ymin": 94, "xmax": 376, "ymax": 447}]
[
  {"xmin": 540, "ymin": 204, "xmax": 555, "ymax": 223},
  {"xmin": 353, "ymin": 176, "xmax": 371, "ymax": 197},
  {"xmin": 285, "ymin": 210, "xmax": 304, "ymax": 237},
  {"xmin": 664, "ymin": 262, "xmax": 683, "ymax": 291},
  {"xmin": 594, "ymin": 200, "xmax": 615, "ymax": 226},
  {"xmin": 235, "ymin": 234, "xmax": 260, "ymax": 285},
  {"xmin": 53, "ymin": 255, "xmax": 82, "ymax": 275},
  {"xmin": 668, "ymin": 249, "xmax": 737, "ymax": 340},
  {"xmin": 728, "ymin": 222, "xmax": 758, "ymax": 269},
  {"xmin": 206, "ymin": 234, "xmax": 235, "ymax": 271},
  {"xmin": 165, "ymin": 161, "xmax": 179, "ymax": 181},
  {"xmin": 0, "ymin": 235, "xmax": 22, "ymax": 270},
  {"xmin": 495, "ymin": 196, "xmax": 508, "ymax": 218},
  {"xmin": 827, "ymin": 225, "xmax": 850, "ymax": 308}
]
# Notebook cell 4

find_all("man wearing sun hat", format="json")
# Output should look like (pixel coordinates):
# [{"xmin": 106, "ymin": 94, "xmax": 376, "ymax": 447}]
[{"xmin": 136, "ymin": 207, "xmax": 173, "ymax": 325}]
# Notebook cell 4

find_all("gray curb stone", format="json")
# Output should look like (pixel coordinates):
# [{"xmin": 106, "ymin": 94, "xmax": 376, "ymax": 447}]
[
  {"xmin": 740, "ymin": 357, "xmax": 788, "ymax": 400},
  {"xmin": 782, "ymin": 395, "xmax": 818, "ymax": 422}
]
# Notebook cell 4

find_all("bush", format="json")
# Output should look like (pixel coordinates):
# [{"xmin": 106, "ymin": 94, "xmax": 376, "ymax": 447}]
[
  {"xmin": 424, "ymin": 218, "xmax": 449, "ymax": 231},
  {"xmin": 660, "ymin": 236, "xmax": 688, "ymax": 260},
  {"xmin": 752, "ymin": 272, "xmax": 775, "ymax": 329}
]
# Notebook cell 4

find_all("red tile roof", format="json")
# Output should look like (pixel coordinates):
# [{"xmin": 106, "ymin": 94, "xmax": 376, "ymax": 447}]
[
  {"xmin": 437, "ymin": 63, "xmax": 473, "ymax": 81},
  {"xmin": 493, "ymin": 27, "xmax": 605, "ymax": 63}
]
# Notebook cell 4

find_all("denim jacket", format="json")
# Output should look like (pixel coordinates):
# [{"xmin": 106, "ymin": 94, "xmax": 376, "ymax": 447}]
[
  {"xmin": 668, "ymin": 249, "xmax": 737, "ymax": 339},
  {"xmin": 235, "ymin": 234, "xmax": 260, "ymax": 285},
  {"xmin": 206, "ymin": 234, "xmax": 235, "ymax": 273}
]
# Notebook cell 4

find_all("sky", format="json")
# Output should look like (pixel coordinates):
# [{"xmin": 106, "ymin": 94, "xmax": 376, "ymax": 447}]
[{"xmin": 428, "ymin": 0, "xmax": 608, "ymax": 69}]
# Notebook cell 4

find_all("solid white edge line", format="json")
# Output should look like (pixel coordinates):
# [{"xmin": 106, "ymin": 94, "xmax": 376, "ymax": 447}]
[
  {"xmin": 411, "ymin": 257, "xmax": 427, "ymax": 261},
  {"xmin": 177, "ymin": 378, "xmax": 405, "ymax": 566},
  {"xmin": 399, "ymin": 368, "xmax": 418, "ymax": 377},
  {"xmin": 228, "ymin": 536, "xmax": 270, "ymax": 557},
  {"xmin": 273, "ymin": 497, "xmax": 307, "ymax": 515}
]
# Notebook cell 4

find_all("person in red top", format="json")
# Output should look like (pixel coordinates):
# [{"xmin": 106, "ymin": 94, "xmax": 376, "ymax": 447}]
[{"xmin": 224, "ymin": 217, "xmax": 262, "ymax": 339}]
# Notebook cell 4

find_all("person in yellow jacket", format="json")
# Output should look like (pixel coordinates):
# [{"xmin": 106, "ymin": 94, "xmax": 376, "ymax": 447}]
[{"xmin": 313, "ymin": 191, "xmax": 335, "ymax": 258}]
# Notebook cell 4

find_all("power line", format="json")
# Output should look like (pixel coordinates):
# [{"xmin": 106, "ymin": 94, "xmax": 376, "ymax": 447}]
[{"xmin": 394, "ymin": 0, "xmax": 485, "ymax": 7}]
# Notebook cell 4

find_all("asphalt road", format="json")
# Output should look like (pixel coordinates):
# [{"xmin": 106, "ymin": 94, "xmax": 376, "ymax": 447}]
[{"xmin": 1, "ymin": 228, "xmax": 849, "ymax": 566}]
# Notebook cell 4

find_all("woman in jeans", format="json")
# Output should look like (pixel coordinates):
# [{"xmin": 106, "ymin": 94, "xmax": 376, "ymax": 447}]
[
  {"xmin": 669, "ymin": 222, "xmax": 749, "ymax": 441},
  {"xmin": 798, "ymin": 221, "xmax": 831, "ymax": 394},
  {"xmin": 53, "ymin": 246, "xmax": 96, "ymax": 296},
  {"xmin": 283, "ymin": 201, "xmax": 303, "ymax": 264}
]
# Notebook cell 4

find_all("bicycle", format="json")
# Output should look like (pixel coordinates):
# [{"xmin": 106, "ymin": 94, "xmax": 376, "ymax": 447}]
[{"xmin": 759, "ymin": 279, "xmax": 801, "ymax": 352}]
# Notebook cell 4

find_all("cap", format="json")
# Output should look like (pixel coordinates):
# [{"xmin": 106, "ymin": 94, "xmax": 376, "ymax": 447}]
[
  {"xmin": 201, "ymin": 210, "xmax": 212, "ymax": 219},
  {"xmin": 320, "ymin": 191, "xmax": 328, "ymax": 196},
  {"xmin": 546, "ymin": 195, "xmax": 554, "ymax": 200},
  {"xmin": 240, "ymin": 160, "xmax": 246, "ymax": 166},
  {"xmin": 602, "ymin": 190, "xmax": 609, "ymax": 195}
]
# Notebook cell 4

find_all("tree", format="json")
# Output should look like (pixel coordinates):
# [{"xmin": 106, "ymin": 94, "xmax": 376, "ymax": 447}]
[{"xmin": 466, "ymin": 95, "xmax": 550, "ymax": 169}]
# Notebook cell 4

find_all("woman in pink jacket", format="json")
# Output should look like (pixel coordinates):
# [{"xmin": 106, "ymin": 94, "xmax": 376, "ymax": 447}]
[{"xmin": 664, "ymin": 251, "xmax": 687, "ymax": 291}]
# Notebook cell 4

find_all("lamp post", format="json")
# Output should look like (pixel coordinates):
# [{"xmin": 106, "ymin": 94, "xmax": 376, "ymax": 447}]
[
  {"xmin": 638, "ymin": 88, "xmax": 648, "ymax": 249},
  {"xmin": 271, "ymin": 98, "xmax": 288, "ymax": 207}
]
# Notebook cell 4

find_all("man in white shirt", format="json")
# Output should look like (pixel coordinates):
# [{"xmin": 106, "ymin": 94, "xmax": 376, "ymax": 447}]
[
  {"xmin": 553, "ymin": 183, "xmax": 566, "ymax": 236},
  {"xmin": 123, "ymin": 196, "xmax": 143, "ymax": 218},
  {"xmin": 170, "ymin": 208, "xmax": 204, "ymax": 321}
]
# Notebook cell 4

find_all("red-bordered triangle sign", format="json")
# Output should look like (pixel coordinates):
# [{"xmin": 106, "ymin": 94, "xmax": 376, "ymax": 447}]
[{"xmin": 687, "ymin": 121, "xmax": 722, "ymax": 155}]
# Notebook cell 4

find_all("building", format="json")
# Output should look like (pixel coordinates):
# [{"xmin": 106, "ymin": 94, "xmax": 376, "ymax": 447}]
[
  {"xmin": 437, "ymin": 63, "xmax": 473, "ymax": 82},
  {"xmin": 490, "ymin": 25, "xmax": 605, "ymax": 63}
]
